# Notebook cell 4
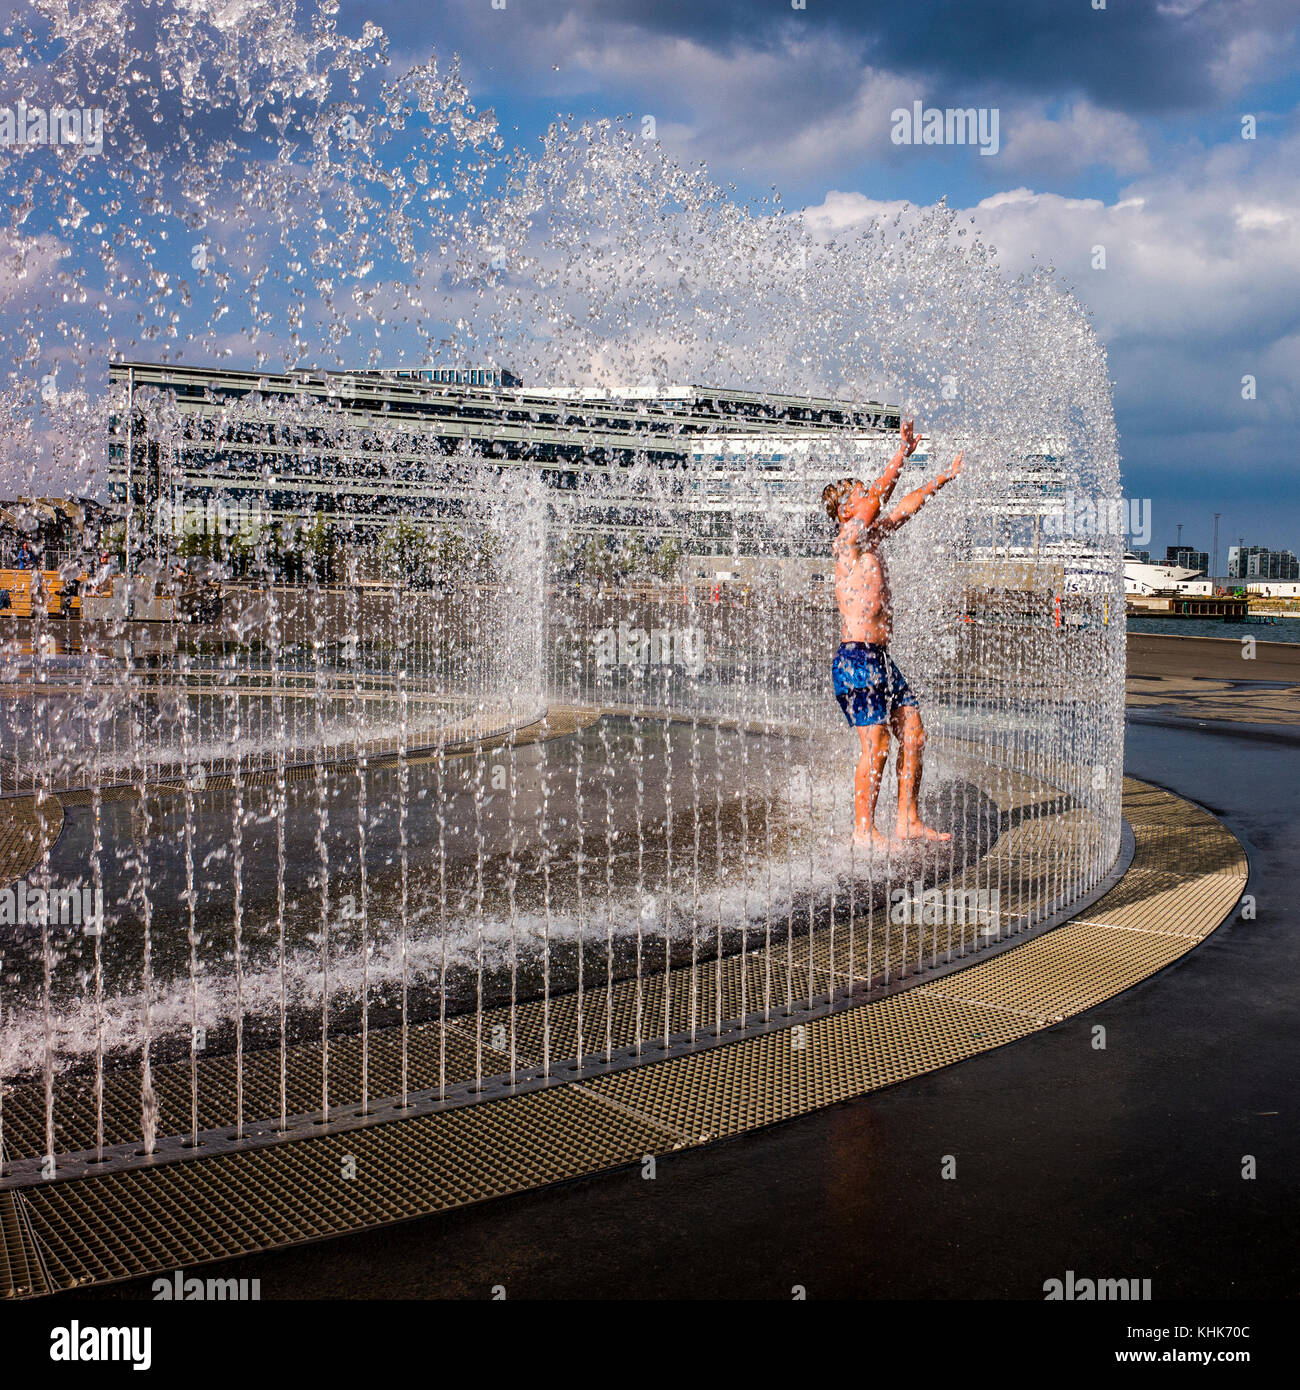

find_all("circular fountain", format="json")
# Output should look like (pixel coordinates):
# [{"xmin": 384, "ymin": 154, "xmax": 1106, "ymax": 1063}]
[{"xmin": 0, "ymin": 3, "xmax": 1122, "ymax": 1213}]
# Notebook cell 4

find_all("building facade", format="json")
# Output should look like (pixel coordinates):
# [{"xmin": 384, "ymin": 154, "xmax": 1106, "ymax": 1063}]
[
  {"xmin": 106, "ymin": 362, "xmax": 900, "ymax": 570},
  {"xmin": 1227, "ymin": 545, "xmax": 1300, "ymax": 581},
  {"xmin": 1165, "ymin": 546, "xmax": 1210, "ymax": 575}
]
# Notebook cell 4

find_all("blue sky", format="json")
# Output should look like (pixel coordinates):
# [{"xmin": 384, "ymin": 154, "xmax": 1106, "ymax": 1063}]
[
  {"xmin": 3, "ymin": 0, "xmax": 1298, "ymax": 559},
  {"xmin": 371, "ymin": 0, "xmax": 1300, "ymax": 559}
]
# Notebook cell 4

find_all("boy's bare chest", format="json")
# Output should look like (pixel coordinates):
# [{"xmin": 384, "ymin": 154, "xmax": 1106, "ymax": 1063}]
[{"xmin": 836, "ymin": 548, "xmax": 889, "ymax": 596}]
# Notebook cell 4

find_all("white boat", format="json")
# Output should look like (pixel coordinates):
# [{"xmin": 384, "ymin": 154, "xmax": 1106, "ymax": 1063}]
[{"xmin": 1123, "ymin": 553, "xmax": 1201, "ymax": 597}]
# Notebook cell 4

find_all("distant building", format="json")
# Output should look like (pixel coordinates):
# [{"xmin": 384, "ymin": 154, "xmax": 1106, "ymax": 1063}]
[
  {"xmin": 106, "ymin": 361, "xmax": 900, "ymax": 567},
  {"xmin": 1164, "ymin": 546, "xmax": 1209, "ymax": 575},
  {"xmin": 1227, "ymin": 545, "xmax": 1299, "ymax": 581},
  {"xmin": 1130, "ymin": 549, "xmax": 1150, "ymax": 564},
  {"xmin": 374, "ymin": 367, "xmax": 523, "ymax": 388}
]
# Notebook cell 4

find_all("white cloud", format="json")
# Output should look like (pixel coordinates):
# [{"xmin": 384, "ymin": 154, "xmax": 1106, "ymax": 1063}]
[
  {"xmin": 801, "ymin": 191, "xmax": 911, "ymax": 233},
  {"xmin": 552, "ymin": 31, "xmax": 919, "ymax": 179},
  {"xmin": 801, "ymin": 127, "xmax": 1300, "ymax": 354},
  {"xmin": 998, "ymin": 101, "xmax": 1150, "ymax": 178},
  {"xmin": 972, "ymin": 141, "xmax": 1300, "ymax": 351},
  {"xmin": 1234, "ymin": 203, "xmax": 1291, "ymax": 232},
  {"xmin": 797, "ymin": 124, "xmax": 1300, "ymax": 480},
  {"xmin": 1208, "ymin": 22, "xmax": 1297, "ymax": 94},
  {"xmin": 0, "ymin": 235, "xmax": 67, "ymax": 305},
  {"xmin": 545, "ymin": 31, "xmax": 1163, "ymax": 184}
]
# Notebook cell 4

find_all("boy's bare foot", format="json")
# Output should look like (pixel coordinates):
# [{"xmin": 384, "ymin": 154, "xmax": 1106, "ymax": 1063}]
[
  {"xmin": 895, "ymin": 819, "xmax": 952, "ymax": 842},
  {"xmin": 853, "ymin": 827, "xmax": 892, "ymax": 850}
]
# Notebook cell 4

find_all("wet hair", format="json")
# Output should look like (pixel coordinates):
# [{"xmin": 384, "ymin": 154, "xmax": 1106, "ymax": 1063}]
[{"xmin": 822, "ymin": 477, "xmax": 861, "ymax": 525}]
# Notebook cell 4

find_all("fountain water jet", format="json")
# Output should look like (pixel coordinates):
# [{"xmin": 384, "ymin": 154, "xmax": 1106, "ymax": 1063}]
[{"xmin": 0, "ymin": 5, "xmax": 1123, "ymax": 1195}]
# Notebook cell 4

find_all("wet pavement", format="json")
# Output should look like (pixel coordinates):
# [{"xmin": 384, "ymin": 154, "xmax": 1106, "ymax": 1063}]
[{"xmin": 74, "ymin": 707, "xmax": 1298, "ymax": 1300}]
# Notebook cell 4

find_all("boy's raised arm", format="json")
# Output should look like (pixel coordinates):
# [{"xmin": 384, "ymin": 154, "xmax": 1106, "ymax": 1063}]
[
  {"xmin": 875, "ymin": 450, "xmax": 964, "ymax": 537},
  {"xmin": 865, "ymin": 417, "xmax": 922, "ymax": 518}
]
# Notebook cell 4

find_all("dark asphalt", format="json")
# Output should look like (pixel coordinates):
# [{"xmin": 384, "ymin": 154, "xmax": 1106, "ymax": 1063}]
[
  {"xmin": 76, "ymin": 710, "xmax": 1298, "ymax": 1301},
  {"xmin": 1127, "ymin": 631, "xmax": 1300, "ymax": 681}
]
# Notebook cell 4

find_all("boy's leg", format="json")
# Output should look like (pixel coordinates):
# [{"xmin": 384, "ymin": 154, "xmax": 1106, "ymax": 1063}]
[
  {"xmin": 855, "ymin": 723, "xmax": 891, "ymax": 847},
  {"xmin": 892, "ymin": 706, "xmax": 951, "ymax": 842}
]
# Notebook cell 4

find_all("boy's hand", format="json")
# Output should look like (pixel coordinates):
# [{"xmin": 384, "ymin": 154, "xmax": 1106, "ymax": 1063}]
[
  {"xmin": 900, "ymin": 417, "xmax": 923, "ymax": 457},
  {"xmin": 938, "ymin": 450, "xmax": 964, "ymax": 485}
]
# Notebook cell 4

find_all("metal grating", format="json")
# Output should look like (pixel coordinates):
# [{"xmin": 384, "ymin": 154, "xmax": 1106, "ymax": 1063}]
[
  {"xmin": 917, "ymin": 919, "xmax": 1193, "ymax": 1021},
  {"xmin": 11, "ymin": 1085, "xmax": 671, "ymax": 1294},
  {"xmin": 583, "ymin": 990, "xmax": 1042, "ymax": 1141},
  {"xmin": 0, "ymin": 1190, "xmax": 49, "ymax": 1299},
  {"xmin": 0, "ymin": 794, "xmax": 63, "ymax": 888}
]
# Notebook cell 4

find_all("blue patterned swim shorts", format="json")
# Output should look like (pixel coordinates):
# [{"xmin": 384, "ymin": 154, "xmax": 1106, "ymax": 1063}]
[{"xmin": 831, "ymin": 642, "xmax": 919, "ymax": 727}]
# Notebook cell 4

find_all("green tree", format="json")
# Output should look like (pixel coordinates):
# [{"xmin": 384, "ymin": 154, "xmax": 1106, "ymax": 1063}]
[
  {"xmin": 652, "ymin": 537, "xmax": 682, "ymax": 581},
  {"xmin": 303, "ymin": 511, "xmax": 337, "ymax": 582}
]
